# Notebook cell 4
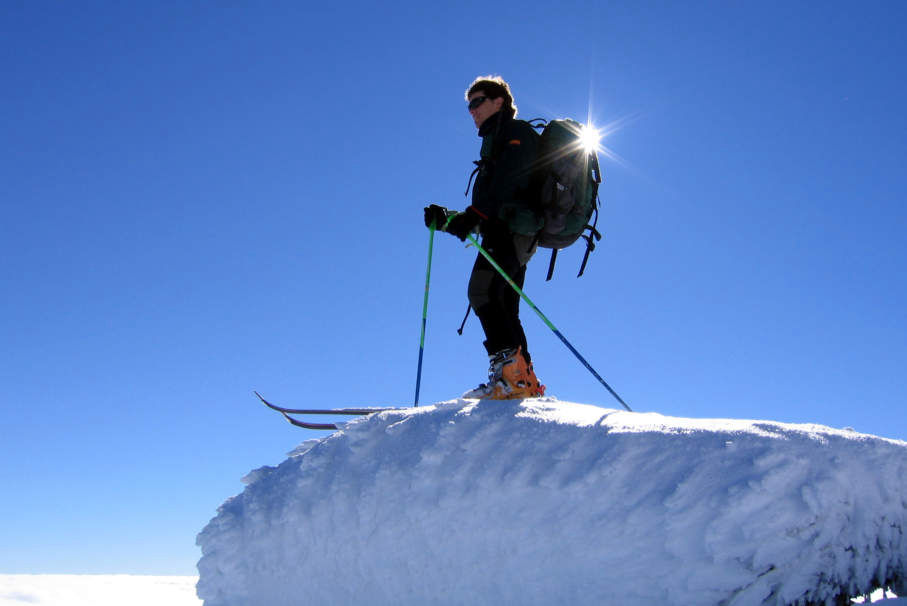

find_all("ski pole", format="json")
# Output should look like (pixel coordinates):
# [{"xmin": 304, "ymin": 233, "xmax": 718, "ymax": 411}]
[
  {"xmin": 413, "ymin": 221, "xmax": 437, "ymax": 407},
  {"xmin": 466, "ymin": 233, "xmax": 632, "ymax": 412}
]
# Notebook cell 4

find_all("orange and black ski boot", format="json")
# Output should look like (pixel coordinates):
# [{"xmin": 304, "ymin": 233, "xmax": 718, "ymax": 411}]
[{"xmin": 463, "ymin": 347, "xmax": 545, "ymax": 400}]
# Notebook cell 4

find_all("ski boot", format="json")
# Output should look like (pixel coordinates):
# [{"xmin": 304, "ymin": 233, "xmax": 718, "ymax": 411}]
[{"xmin": 463, "ymin": 346, "xmax": 545, "ymax": 400}]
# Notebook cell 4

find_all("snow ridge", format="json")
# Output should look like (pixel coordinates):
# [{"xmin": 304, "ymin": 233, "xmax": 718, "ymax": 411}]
[{"xmin": 197, "ymin": 398, "xmax": 907, "ymax": 605}]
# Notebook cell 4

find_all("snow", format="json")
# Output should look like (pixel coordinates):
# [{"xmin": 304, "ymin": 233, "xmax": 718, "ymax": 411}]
[
  {"xmin": 0, "ymin": 575, "xmax": 200, "ymax": 605},
  {"xmin": 196, "ymin": 398, "xmax": 907, "ymax": 605},
  {"xmin": 855, "ymin": 588, "xmax": 907, "ymax": 603}
]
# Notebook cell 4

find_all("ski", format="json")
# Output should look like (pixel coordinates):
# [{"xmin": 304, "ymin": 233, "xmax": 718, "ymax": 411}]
[
  {"xmin": 254, "ymin": 391, "xmax": 405, "ymax": 431},
  {"xmin": 279, "ymin": 415, "xmax": 343, "ymax": 431},
  {"xmin": 254, "ymin": 391, "xmax": 403, "ymax": 415}
]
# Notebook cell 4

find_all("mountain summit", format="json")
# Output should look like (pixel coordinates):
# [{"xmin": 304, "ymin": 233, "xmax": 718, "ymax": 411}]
[{"xmin": 197, "ymin": 398, "xmax": 907, "ymax": 605}]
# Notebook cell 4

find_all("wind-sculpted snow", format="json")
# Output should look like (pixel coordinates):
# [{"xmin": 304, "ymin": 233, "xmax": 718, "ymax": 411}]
[{"xmin": 196, "ymin": 399, "xmax": 907, "ymax": 605}]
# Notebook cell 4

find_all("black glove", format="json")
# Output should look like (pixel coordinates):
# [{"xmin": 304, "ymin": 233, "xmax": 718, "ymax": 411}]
[
  {"xmin": 424, "ymin": 204, "xmax": 451, "ymax": 229},
  {"xmin": 445, "ymin": 208, "xmax": 482, "ymax": 241}
]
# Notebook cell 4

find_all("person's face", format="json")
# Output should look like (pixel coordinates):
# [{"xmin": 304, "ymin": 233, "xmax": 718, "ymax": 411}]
[{"xmin": 468, "ymin": 91, "xmax": 504, "ymax": 129}]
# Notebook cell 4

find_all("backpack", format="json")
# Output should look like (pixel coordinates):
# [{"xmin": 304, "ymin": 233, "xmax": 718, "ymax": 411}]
[{"xmin": 529, "ymin": 118, "xmax": 603, "ymax": 280}]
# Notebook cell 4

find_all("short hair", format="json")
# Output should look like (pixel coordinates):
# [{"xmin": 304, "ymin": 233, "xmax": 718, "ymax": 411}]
[{"xmin": 465, "ymin": 75, "xmax": 517, "ymax": 118}]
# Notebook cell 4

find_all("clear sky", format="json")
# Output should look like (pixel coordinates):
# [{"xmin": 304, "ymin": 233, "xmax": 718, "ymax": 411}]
[{"xmin": 1, "ymin": 1, "xmax": 905, "ymax": 576}]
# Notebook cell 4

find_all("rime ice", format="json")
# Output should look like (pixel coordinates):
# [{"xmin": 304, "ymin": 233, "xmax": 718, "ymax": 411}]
[{"xmin": 197, "ymin": 398, "xmax": 907, "ymax": 605}]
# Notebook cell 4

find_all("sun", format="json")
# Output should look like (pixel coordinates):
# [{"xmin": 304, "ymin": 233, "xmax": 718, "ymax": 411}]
[{"xmin": 578, "ymin": 123, "xmax": 602, "ymax": 155}]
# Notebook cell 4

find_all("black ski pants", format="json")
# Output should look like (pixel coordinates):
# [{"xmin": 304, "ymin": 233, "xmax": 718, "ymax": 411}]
[{"xmin": 467, "ymin": 230, "xmax": 535, "ymax": 362}]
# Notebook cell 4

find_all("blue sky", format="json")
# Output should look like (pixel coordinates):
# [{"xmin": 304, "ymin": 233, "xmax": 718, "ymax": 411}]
[{"xmin": 1, "ymin": 1, "xmax": 905, "ymax": 575}]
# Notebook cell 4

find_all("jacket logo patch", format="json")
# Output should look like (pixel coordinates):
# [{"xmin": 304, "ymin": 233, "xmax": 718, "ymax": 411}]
[{"xmin": 509, "ymin": 139, "xmax": 521, "ymax": 145}]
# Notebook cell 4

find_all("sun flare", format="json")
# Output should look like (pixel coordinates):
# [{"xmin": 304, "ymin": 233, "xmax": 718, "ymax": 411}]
[{"xmin": 578, "ymin": 123, "xmax": 602, "ymax": 154}]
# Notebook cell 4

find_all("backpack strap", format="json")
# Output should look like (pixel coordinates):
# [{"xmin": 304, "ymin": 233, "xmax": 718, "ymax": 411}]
[
  {"xmin": 577, "ymin": 235, "xmax": 595, "ymax": 278},
  {"xmin": 546, "ymin": 221, "xmax": 603, "ymax": 280},
  {"xmin": 545, "ymin": 249, "xmax": 558, "ymax": 281},
  {"xmin": 575, "ymin": 156, "xmax": 604, "ymax": 278},
  {"xmin": 526, "ymin": 118, "xmax": 547, "ymax": 130},
  {"xmin": 577, "ymin": 203, "xmax": 602, "ymax": 278},
  {"xmin": 464, "ymin": 161, "xmax": 482, "ymax": 196},
  {"xmin": 464, "ymin": 112, "xmax": 510, "ymax": 197},
  {"xmin": 591, "ymin": 150, "xmax": 602, "ymax": 184}
]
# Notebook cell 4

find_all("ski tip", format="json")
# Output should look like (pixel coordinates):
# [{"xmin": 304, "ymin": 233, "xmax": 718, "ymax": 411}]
[{"xmin": 254, "ymin": 390, "xmax": 276, "ymax": 410}]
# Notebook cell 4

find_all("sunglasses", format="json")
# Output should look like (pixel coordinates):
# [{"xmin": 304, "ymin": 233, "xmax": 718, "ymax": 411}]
[{"xmin": 467, "ymin": 95, "xmax": 491, "ymax": 111}]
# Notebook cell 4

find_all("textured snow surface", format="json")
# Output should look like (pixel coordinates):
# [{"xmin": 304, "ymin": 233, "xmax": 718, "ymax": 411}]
[{"xmin": 197, "ymin": 398, "xmax": 907, "ymax": 605}]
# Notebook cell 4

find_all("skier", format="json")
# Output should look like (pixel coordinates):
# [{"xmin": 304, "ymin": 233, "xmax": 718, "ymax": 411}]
[{"xmin": 424, "ymin": 75, "xmax": 544, "ymax": 400}]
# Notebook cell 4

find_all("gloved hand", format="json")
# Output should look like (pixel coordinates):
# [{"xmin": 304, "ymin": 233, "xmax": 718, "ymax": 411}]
[
  {"xmin": 424, "ymin": 204, "xmax": 451, "ymax": 229},
  {"xmin": 444, "ymin": 208, "xmax": 482, "ymax": 241}
]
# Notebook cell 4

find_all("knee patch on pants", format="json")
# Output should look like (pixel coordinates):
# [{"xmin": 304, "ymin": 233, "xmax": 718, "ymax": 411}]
[{"xmin": 467, "ymin": 264, "xmax": 495, "ymax": 311}]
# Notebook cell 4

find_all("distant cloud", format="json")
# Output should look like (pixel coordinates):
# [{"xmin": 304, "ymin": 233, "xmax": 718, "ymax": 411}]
[
  {"xmin": 0, "ymin": 575, "xmax": 200, "ymax": 606},
  {"xmin": 0, "ymin": 591, "xmax": 39, "ymax": 604}
]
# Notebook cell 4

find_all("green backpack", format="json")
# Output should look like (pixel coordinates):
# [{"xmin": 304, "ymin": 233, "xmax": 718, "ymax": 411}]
[{"xmin": 531, "ymin": 118, "xmax": 603, "ymax": 280}]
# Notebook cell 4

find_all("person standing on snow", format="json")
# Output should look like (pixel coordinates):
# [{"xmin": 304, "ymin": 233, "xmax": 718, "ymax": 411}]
[{"xmin": 424, "ymin": 75, "xmax": 545, "ymax": 400}]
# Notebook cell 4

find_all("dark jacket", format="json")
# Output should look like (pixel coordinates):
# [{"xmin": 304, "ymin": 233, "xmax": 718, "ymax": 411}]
[{"xmin": 469, "ymin": 112, "xmax": 541, "ymax": 236}]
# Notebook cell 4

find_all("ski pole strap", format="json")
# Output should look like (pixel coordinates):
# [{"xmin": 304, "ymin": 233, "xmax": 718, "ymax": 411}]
[
  {"xmin": 457, "ymin": 304, "xmax": 471, "ymax": 335},
  {"xmin": 465, "ymin": 233, "xmax": 632, "ymax": 412}
]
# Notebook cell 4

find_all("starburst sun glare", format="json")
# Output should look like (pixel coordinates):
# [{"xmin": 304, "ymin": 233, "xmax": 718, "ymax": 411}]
[{"xmin": 578, "ymin": 123, "xmax": 602, "ymax": 154}]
